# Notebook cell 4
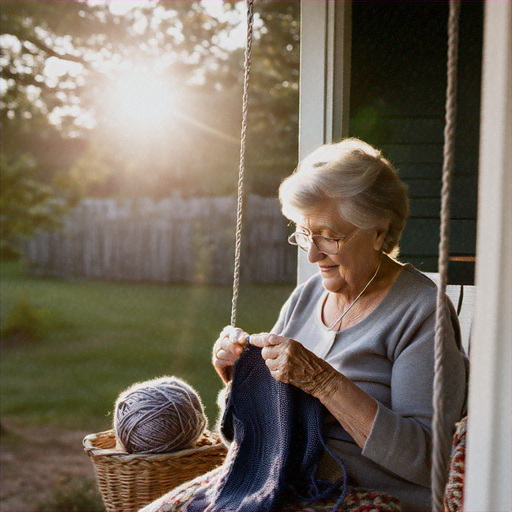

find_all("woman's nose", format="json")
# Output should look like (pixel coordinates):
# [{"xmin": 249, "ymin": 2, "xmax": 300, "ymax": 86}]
[{"xmin": 307, "ymin": 243, "xmax": 324, "ymax": 263}]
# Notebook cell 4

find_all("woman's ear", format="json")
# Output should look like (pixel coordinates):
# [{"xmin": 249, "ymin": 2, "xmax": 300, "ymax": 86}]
[{"xmin": 374, "ymin": 220, "xmax": 391, "ymax": 251}]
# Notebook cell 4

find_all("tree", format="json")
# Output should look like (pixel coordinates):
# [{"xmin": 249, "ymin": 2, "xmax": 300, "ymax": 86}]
[
  {"xmin": 1, "ymin": 0, "xmax": 244, "ymax": 196},
  {"xmin": 246, "ymin": 0, "xmax": 300, "ymax": 196},
  {"xmin": 1, "ymin": 1, "xmax": 300, "ymax": 199},
  {"xmin": 1, "ymin": 0, "xmax": 237, "ymax": 126},
  {"xmin": 0, "ymin": 153, "xmax": 66, "ymax": 258}
]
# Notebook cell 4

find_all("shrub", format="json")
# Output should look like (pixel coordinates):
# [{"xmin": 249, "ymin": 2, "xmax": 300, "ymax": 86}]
[{"xmin": 1, "ymin": 296, "xmax": 52, "ymax": 343}]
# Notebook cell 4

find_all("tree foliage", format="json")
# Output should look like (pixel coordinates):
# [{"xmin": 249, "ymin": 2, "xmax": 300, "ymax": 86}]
[
  {"xmin": 246, "ymin": 0, "xmax": 300, "ymax": 195},
  {"xmin": 1, "ymin": 0, "xmax": 300, "ymax": 201},
  {"xmin": 0, "ymin": 154, "xmax": 67, "ymax": 258}
]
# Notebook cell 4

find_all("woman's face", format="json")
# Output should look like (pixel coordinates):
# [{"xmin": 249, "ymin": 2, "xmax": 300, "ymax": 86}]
[{"xmin": 298, "ymin": 202, "xmax": 387, "ymax": 295}]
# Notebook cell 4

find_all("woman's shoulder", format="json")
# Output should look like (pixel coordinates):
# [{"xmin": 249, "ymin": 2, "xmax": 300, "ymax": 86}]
[
  {"xmin": 386, "ymin": 262, "xmax": 439, "ymax": 315},
  {"xmin": 383, "ymin": 262, "xmax": 464, "ymax": 361},
  {"xmin": 399, "ymin": 262, "xmax": 438, "ymax": 292},
  {"xmin": 288, "ymin": 272, "xmax": 325, "ymax": 305}
]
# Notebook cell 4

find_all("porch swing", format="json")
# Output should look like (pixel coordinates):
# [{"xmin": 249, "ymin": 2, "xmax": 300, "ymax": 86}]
[{"xmin": 84, "ymin": 1, "xmax": 473, "ymax": 511}]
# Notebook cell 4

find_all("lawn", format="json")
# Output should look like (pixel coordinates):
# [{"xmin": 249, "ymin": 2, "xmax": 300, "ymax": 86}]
[{"xmin": 0, "ymin": 261, "xmax": 294, "ymax": 432}]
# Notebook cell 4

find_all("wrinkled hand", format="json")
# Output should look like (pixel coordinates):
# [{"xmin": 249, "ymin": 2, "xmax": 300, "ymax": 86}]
[
  {"xmin": 212, "ymin": 325, "xmax": 249, "ymax": 383},
  {"xmin": 249, "ymin": 333, "xmax": 336, "ymax": 398}
]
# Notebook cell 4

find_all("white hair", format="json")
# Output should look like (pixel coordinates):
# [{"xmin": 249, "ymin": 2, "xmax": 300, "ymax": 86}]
[{"xmin": 279, "ymin": 138, "xmax": 410, "ymax": 254}]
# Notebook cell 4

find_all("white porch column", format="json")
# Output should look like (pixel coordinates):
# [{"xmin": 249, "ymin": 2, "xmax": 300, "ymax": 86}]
[
  {"xmin": 464, "ymin": 1, "xmax": 512, "ymax": 511},
  {"xmin": 297, "ymin": 0, "xmax": 352, "ymax": 284}
]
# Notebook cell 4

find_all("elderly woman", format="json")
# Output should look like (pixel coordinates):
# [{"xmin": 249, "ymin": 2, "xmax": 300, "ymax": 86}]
[
  {"xmin": 142, "ymin": 138, "xmax": 468, "ymax": 512},
  {"xmin": 212, "ymin": 138, "xmax": 468, "ymax": 511}
]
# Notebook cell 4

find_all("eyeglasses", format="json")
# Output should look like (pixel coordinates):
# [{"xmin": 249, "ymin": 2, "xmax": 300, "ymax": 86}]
[{"xmin": 287, "ymin": 227, "xmax": 359, "ymax": 255}]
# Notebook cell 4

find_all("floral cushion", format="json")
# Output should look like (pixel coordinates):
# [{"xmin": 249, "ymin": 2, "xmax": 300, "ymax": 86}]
[
  {"xmin": 139, "ymin": 467, "xmax": 401, "ymax": 512},
  {"xmin": 444, "ymin": 416, "xmax": 468, "ymax": 512}
]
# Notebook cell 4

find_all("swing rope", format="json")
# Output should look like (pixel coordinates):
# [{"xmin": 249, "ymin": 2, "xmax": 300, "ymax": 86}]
[
  {"xmin": 230, "ymin": 0, "xmax": 254, "ymax": 328},
  {"xmin": 432, "ymin": 1, "xmax": 460, "ymax": 510}
]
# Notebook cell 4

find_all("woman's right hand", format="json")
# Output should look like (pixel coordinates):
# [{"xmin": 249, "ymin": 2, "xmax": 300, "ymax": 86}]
[{"xmin": 212, "ymin": 326, "xmax": 249, "ymax": 383}]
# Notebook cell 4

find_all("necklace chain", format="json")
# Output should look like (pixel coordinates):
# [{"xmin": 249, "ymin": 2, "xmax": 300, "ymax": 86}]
[{"xmin": 327, "ymin": 254, "xmax": 383, "ymax": 331}]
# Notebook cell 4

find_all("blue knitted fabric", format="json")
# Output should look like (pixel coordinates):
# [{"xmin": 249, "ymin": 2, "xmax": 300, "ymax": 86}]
[{"xmin": 186, "ymin": 344, "xmax": 347, "ymax": 512}]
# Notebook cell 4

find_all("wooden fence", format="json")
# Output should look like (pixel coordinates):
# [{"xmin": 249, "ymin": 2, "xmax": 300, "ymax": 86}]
[{"xmin": 25, "ymin": 196, "xmax": 297, "ymax": 284}]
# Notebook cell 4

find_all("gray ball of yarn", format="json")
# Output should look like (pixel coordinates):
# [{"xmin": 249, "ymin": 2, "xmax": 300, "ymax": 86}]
[{"xmin": 113, "ymin": 376, "xmax": 207, "ymax": 454}]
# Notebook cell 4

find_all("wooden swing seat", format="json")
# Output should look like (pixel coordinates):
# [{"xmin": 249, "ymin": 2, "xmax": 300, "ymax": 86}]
[{"xmin": 424, "ymin": 272, "xmax": 475, "ymax": 354}]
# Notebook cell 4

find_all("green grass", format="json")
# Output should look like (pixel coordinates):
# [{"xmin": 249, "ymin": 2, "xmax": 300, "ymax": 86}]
[
  {"xmin": 35, "ymin": 478, "xmax": 105, "ymax": 512},
  {"xmin": 0, "ymin": 260, "xmax": 294, "ymax": 431}
]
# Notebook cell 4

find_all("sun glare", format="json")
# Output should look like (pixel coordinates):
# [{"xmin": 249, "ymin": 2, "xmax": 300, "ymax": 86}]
[{"xmin": 107, "ymin": 73, "xmax": 178, "ymax": 133}]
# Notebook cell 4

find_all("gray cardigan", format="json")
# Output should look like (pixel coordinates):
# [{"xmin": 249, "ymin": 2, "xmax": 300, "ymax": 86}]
[{"xmin": 270, "ymin": 263, "xmax": 469, "ymax": 512}]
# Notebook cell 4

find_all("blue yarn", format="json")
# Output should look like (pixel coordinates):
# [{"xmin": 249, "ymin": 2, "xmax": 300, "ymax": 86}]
[{"xmin": 186, "ymin": 344, "xmax": 348, "ymax": 512}]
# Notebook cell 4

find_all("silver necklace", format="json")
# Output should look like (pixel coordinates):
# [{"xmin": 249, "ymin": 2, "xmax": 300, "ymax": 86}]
[{"xmin": 326, "ymin": 254, "xmax": 383, "ymax": 331}]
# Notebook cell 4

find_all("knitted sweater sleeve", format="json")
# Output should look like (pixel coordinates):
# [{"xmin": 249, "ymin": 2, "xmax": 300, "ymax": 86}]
[{"xmin": 361, "ymin": 304, "xmax": 467, "ymax": 487}]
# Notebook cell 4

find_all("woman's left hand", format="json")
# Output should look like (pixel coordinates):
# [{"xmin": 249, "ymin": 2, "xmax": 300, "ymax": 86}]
[{"xmin": 249, "ymin": 333, "xmax": 335, "ymax": 398}]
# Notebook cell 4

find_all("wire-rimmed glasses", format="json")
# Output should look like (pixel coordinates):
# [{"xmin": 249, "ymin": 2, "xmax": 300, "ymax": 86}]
[{"xmin": 287, "ymin": 227, "xmax": 359, "ymax": 255}]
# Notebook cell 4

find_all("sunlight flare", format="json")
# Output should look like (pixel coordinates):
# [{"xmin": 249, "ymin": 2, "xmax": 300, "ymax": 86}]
[{"xmin": 106, "ymin": 72, "xmax": 178, "ymax": 133}]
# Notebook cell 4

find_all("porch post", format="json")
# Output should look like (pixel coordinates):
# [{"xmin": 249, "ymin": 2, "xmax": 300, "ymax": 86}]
[
  {"xmin": 464, "ymin": 1, "xmax": 512, "ymax": 510},
  {"xmin": 297, "ymin": 0, "xmax": 352, "ymax": 284}
]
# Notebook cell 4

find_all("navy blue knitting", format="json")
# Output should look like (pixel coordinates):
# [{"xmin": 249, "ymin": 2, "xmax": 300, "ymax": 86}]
[{"xmin": 187, "ymin": 344, "xmax": 348, "ymax": 512}]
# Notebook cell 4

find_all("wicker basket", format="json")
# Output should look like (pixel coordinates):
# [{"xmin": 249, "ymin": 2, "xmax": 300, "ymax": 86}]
[{"xmin": 83, "ymin": 429, "xmax": 227, "ymax": 512}]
